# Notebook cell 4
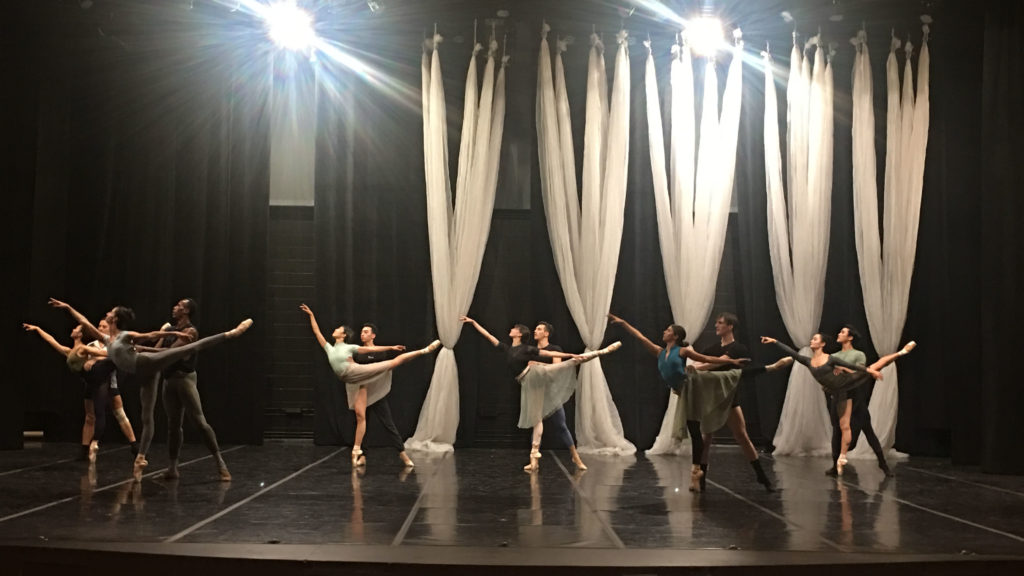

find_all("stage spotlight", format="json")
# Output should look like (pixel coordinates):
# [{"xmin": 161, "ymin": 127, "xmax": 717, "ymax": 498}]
[
  {"xmin": 264, "ymin": 1, "xmax": 316, "ymax": 52},
  {"xmin": 686, "ymin": 17, "xmax": 724, "ymax": 56}
]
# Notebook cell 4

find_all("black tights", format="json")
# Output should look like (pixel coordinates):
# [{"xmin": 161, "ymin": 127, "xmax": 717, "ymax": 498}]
[
  {"xmin": 829, "ymin": 392, "xmax": 885, "ymax": 464},
  {"xmin": 366, "ymin": 400, "xmax": 404, "ymax": 452}
]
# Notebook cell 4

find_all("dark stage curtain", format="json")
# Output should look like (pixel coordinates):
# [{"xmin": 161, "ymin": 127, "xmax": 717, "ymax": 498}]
[
  {"xmin": 978, "ymin": 0, "xmax": 1024, "ymax": 474},
  {"xmin": 3, "ymin": 2, "xmax": 269, "ymax": 447}
]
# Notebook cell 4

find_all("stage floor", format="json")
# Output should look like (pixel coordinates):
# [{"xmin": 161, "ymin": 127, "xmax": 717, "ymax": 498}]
[{"xmin": 2, "ymin": 441, "xmax": 1024, "ymax": 573}]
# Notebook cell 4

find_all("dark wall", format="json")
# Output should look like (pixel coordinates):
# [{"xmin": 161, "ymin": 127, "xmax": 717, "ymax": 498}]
[{"xmin": 3, "ymin": 1, "xmax": 1021, "ymax": 471}]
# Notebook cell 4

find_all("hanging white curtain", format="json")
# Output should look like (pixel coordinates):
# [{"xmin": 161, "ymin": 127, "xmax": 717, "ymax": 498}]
[
  {"xmin": 406, "ymin": 34, "xmax": 507, "ymax": 452},
  {"xmin": 644, "ymin": 36, "xmax": 745, "ymax": 455},
  {"xmin": 848, "ymin": 27, "xmax": 930, "ymax": 460},
  {"xmin": 536, "ymin": 25, "xmax": 635, "ymax": 455},
  {"xmin": 765, "ymin": 37, "xmax": 835, "ymax": 456}
]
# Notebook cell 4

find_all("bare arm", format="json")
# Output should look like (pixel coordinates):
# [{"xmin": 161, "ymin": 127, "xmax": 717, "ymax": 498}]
[
  {"xmin": 299, "ymin": 304, "xmax": 328, "ymax": 348},
  {"xmin": 681, "ymin": 348, "xmax": 746, "ymax": 366},
  {"xmin": 537, "ymin": 349, "xmax": 579, "ymax": 361},
  {"xmin": 356, "ymin": 344, "xmax": 406, "ymax": 354},
  {"xmin": 47, "ymin": 298, "xmax": 103, "ymax": 342},
  {"xmin": 23, "ymin": 324, "xmax": 71, "ymax": 357},
  {"xmin": 761, "ymin": 337, "xmax": 813, "ymax": 368},
  {"xmin": 128, "ymin": 330, "xmax": 192, "ymax": 343},
  {"xmin": 607, "ymin": 313, "xmax": 662, "ymax": 358},
  {"xmin": 461, "ymin": 316, "xmax": 499, "ymax": 347}
]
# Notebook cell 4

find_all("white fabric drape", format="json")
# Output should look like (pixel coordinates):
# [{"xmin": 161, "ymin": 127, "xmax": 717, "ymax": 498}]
[
  {"xmin": 848, "ymin": 28, "xmax": 930, "ymax": 460},
  {"xmin": 536, "ymin": 25, "xmax": 635, "ymax": 455},
  {"xmin": 406, "ymin": 35, "xmax": 507, "ymax": 452},
  {"xmin": 765, "ymin": 37, "xmax": 835, "ymax": 456},
  {"xmin": 643, "ymin": 38, "xmax": 744, "ymax": 455}
]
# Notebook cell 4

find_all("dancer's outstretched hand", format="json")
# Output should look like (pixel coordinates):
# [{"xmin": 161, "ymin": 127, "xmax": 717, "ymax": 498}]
[
  {"xmin": 391, "ymin": 345, "xmax": 406, "ymax": 352},
  {"xmin": 48, "ymin": 298, "xmax": 70, "ymax": 310},
  {"xmin": 607, "ymin": 313, "xmax": 624, "ymax": 325},
  {"xmin": 459, "ymin": 316, "xmax": 474, "ymax": 324},
  {"xmin": 23, "ymin": 323, "xmax": 39, "ymax": 332},
  {"xmin": 731, "ymin": 357, "xmax": 750, "ymax": 366},
  {"xmin": 299, "ymin": 304, "xmax": 314, "ymax": 317},
  {"xmin": 760, "ymin": 336, "xmax": 777, "ymax": 344}
]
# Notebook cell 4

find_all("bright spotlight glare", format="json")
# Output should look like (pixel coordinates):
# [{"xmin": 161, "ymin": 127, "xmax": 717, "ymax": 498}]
[
  {"xmin": 264, "ymin": 2, "xmax": 316, "ymax": 51},
  {"xmin": 687, "ymin": 17, "xmax": 724, "ymax": 56}
]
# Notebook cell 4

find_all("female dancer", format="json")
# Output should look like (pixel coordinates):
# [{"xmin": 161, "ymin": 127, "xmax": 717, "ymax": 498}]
[
  {"xmin": 760, "ymin": 334, "xmax": 915, "ymax": 475},
  {"xmin": 460, "ymin": 316, "xmax": 621, "ymax": 472},
  {"xmin": 49, "ymin": 298, "xmax": 253, "ymax": 481},
  {"xmin": 608, "ymin": 313, "xmax": 790, "ymax": 492},
  {"xmin": 23, "ymin": 322, "xmax": 117, "ymax": 462},
  {"xmin": 300, "ymin": 304, "xmax": 440, "ymax": 468},
  {"xmin": 85, "ymin": 319, "xmax": 139, "ymax": 457}
]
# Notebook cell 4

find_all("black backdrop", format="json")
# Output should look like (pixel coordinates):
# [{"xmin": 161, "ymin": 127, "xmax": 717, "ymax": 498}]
[{"xmin": 3, "ymin": 0, "xmax": 1022, "ymax": 473}]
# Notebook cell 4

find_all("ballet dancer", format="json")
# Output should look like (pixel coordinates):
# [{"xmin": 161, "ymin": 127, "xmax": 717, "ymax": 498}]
[
  {"xmin": 532, "ymin": 321, "xmax": 588, "ymax": 471},
  {"xmin": 827, "ymin": 326, "xmax": 891, "ymax": 476},
  {"xmin": 608, "ymin": 313, "xmax": 790, "ymax": 492},
  {"xmin": 85, "ymin": 319, "xmax": 139, "ymax": 457},
  {"xmin": 760, "ymin": 334, "xmax": 915, "ymax": 475},
  {"xmin": 49, "ymin": 298, "xmax": 253, "ymax": 481},
  {"xmin": 23, "ymin": 322, "xmax": 116, "ymax": 462},
  {"xmin": 155, "ymin": 299, "xmax": 232, "ymax": 481},
  {"xmin": 350, "ymin": 322, "xmax": 417, "ymax": 468},
  {"xmin": 299, "ymin": 304, "xmax": 439, "ymax": 467},
  {"xmin": 691, "ymin": 313, "xmax": 771, "ymax": 491},
  {"xmin": 460, "ymin": 316, "xmax": 621, "ymax": 472}
]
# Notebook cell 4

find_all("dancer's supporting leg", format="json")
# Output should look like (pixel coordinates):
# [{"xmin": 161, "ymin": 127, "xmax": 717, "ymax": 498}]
[
  {"xmin": 80, "ymin": 400, "xmax": 96, "ymax": 461},
  {"xmin": 352, "ymin": 387, "xmax": 368, "ymax": 467},
  {"xmin": 164, "ymin": 372, "xmax": 230, "ymax": 481},
  {"xmin": 545, "ymin": 406, "xmax": 585, "ymax": 470},
  {"xmin": 525, "ymin": 420, "xmax": 543, "ymax": 472},
  {"xmin": 836, "ymin": 398, "xmax": 854, "ymax": 475},
  {"xmin": 687, "ymin": 420, "xmax": 705, "ymax": 492},
  {"xmin": 367, "ymin": 399, "xmax": 413, "ymax": 467},
  {"xmin": 88, "ymin": 380, "xmax": 111, "ymax": 463}
]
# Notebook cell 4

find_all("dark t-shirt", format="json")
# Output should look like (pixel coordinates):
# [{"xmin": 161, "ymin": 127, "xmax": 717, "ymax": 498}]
[
  {"xmin": 496, "ymin": 341, "xmax": 541, "ymax": 378},
  {"xmin": 536, "ymin": 344, "xmax": 563, "ymax": 364},
  {"xmin": 700, "ymin": 340, "xmax": 750, "ymax": 371},
  {"xmin": 353, "ymin": 347, "xmax": 391, "ymax": 364},
  {"xmin": 161, "ymin": 323, "xmax": 197, "ymax": 375}
]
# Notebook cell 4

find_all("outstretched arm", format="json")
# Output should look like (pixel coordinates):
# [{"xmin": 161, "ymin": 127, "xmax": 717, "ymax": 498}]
[
  {"xmin": 538, "ymin": 349, "xmax": 581, "ymax": 361},
  {"xmin": 461, "ymin": 316, "xmax": 499, "ymax": 347},
  {"xmin": 681, "ymin": 348, "xmax": 746, "ymax": 366},
  {"xmin": 47, "ymin": 298, "xmax": 103, "ymax": 342},
  {"xmin": 127, "ymin": 330, "xmax": 193, "ymax": 343},
  {"xmin": 299, "ymin": 304, "xmax": 328, "ymax": 348},
  {"xmin": 357, "ymin": 344, "xmax": 406, "ymax": 354},
  {"xmin": 23, "ymin": 324, "xmax": 71, "ymax": 357},
  {"xmin": 607, "ymin": 313, "xmax": 662, "ymax": 358},
  {"xmin": 761, "ymin": 337, "xmax": 812, "ymax": 368}
]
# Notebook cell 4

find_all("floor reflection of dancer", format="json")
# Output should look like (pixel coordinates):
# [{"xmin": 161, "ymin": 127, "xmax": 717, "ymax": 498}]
[
  {"xmin": 300, "ymin": 304, "xmax": 440, "ymax": 468},
  {"xmin": 608, "ymin": 313, "xmax": 789, "ymax": 492},
  {"xmin": 690, "ymin": 313, "xmax": 765, "ymax": 491},
  {"xmin": 460, "ymin": 316, "xmax": 620, "ymax": 472},
  {"xmin": 23, "ymin": 322, "xmax": 117, "ymax": 462},
  {"xmin": 828, "ymin": 326, "xmax": 891, "ymax": 477},
  {"xmin": 351, "ymin": 322, "xmax": 417, "ymax": 468},
  {"xmin": 49, "ymin": 298, "xmax": 253, "ymax": 481},
  {"xmin": 532, "ymin": 322, "xmax": 588, "ymax": 471},
  {"xmin": 760, "ymin": 334, "xmax": 914, "ymax": 475},
  {"xmin": 156, "ymin": 299, "xmax": 232, "ymax": 481}
]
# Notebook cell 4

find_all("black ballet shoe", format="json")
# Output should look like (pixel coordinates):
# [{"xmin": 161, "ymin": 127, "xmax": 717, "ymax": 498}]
[
  {"xmin": 878, "ymin": 461, "xmax": 894, "ymax": 477},
  {"xmin": 699, "ymin": 463, "xmax": 708, "ymax": 492},
  {"xmin": 825, "ymin": 466, "xmax": 839, "ymax": 477},
  {"xmin": 751, "ymin": 459, "xmax": 775, "ymax": 492}
]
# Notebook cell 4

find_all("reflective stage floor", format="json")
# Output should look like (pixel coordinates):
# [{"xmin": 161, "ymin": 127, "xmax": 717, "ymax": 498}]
[{"xmin": 2, "ymin": 441, "xmax": 1024, "ymax": 574}]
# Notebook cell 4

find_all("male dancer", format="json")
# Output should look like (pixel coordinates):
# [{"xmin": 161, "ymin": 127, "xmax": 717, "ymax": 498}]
[
  {"xmin": 158, "ymin": 299, "xmax": 232, "ymax": 481},
  {"xmin": 827, "ymin": 326, "xmax": 891, "ymax": 477},
  {"xmin": 533, "ymin": 321, "xmax": 587, "ymax": 471},
  {"xmin": 692, "ymin": 313, "xmax": 772, "ymax": 491},
  {"xmin": 352, "ymin": 323, "xmax": 415, "ymax": 468}
]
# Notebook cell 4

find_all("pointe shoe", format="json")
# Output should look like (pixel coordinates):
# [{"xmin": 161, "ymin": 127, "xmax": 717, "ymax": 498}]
[
  {"xmin": 581, "ymin": 341, "xmax": 623, "ymax": 362},
  {"xmin": 421, "ymin": 340, "xmax": 442, "ymax": 355},
  {"xmin": 836, "ymin": 455, "xmax": 848, "ymax": 477},
  {"xmin": 226, "ymin": 318, "xmax": 254, "ymax": 338},
  {"xmin": 88, "ymin": 440, "xmax": 99, "ymax": 464},
  {"xmin": 218, "ymin": 467, "xmax": 232, "ymax": 482},
  {"xmin": 400, "ymin": 455, "xmax": 415, "ymax": 468},
  {"xmin": 767, "ymin": 357, "xmax": 795, "ymax": 371},
  {"xmin": 351, "ymin": 447, "xmax": 366, "ymax": 467},
  {"xmin": 132, "ymin": 456, "xmax": 148, "ymax": 483},
  {"xmin": 572, "ymin": 455, "xmax": 588, "ymax": 471},
  {"xmin": 689, "ymin": 464, "xmax": 704, "ymax": 493},
  {"xmin": 898, "ymin": 341, "xmax": 916, "ymax": 356},
  {"xmin": 523, "ymin": 446, "xmax": 541, "ymax": 472}
]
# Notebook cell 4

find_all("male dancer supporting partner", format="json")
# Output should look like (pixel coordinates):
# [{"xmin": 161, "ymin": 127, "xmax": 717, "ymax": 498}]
[
  {"xmin": 532, "ymin": 321, "xmax": 587, "ymax": 471},
  {"xmin": 691, "ymin": 313, "xmax": 769, "ymax": 491},
  {"xmin": 157, "ymin": 298, "xmax": 232, "ymax": 481},
  {"xmin": 826, "ymin": 325, "xmax": 891, "ymax": 477},
  {"xmin": 352, "ymin": 322, "xmax": 416, "ymax": 468}
]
